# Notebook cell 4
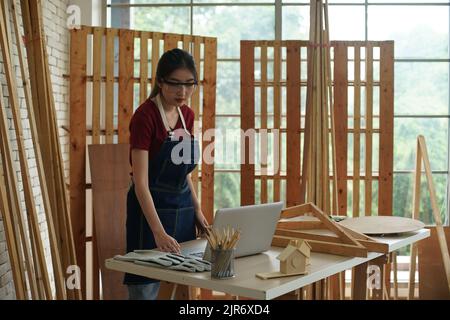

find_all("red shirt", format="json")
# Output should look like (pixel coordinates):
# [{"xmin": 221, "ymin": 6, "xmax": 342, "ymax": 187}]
[{"xmin": 129, "ymin": 98, "xmax": 195, "ymax": 168}]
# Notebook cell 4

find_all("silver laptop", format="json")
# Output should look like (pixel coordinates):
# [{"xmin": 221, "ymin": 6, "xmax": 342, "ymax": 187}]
[{"xmin": 182, "ymin": 202, "xmax": 284, "ymax": 260}]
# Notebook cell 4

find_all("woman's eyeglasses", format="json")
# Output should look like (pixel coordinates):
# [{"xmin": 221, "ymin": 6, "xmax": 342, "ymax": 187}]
[{"xmin": 162, "ymin": 79, "xmax": 198, "ymax": 91}]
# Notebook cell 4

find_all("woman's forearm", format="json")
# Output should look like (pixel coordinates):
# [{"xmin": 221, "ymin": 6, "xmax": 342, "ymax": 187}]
[{"xmin": 134, "ymin": 184, "xmax": 165, "ymax": 235}]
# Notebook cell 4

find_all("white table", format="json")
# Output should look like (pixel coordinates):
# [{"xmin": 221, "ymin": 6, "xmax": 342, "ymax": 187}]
[{"xmin": 105, "ymin": 229, "xmax": 429, "ymax": 300}]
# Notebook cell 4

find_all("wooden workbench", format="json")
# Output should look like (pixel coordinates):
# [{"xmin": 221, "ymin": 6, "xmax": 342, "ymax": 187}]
[{"xmin": 105, "ymin": 229, "xmax": 429, "ymax": 300}]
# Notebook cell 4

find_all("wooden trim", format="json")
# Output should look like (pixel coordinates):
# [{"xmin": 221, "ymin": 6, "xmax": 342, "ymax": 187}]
[
  {"xmin": 364, "ymin": 44, "xmax": 373, "ymax": 216},
  {"xmin": 118, "ymin": 30, "xmax": 134, "ymax": 144},
  {"xmin": 240, "ymin": 41, "xmax": 255, "ymax": 205},
  {"xmin": 378, "ymin": 42, "xmax": 394, "ymax": 216},
  {"xmin": 353, "ymin": 45, "xmax": 361, "ymax": 218},
  {"xmin": 286, "ymin": 42, "xmax": 301, "ymax": 207}
]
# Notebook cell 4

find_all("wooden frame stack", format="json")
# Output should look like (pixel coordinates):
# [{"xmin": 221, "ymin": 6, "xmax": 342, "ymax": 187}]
[
  {"xmin": 69, "ymin": 26, "xmax": 217, "ymax": 299},
  {"xmin": 240, "ymin": 40, "xmax": 394, "ymax": 217}
]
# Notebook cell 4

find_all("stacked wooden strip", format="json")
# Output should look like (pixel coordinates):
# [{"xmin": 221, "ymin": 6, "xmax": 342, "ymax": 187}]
[
  {"xmin": 299, "ymin": 0, "xmax": 337, "ymax": 214},
  {"xmin": 0, "ymin": 0, "xmax": 80, "ymax": 299}
]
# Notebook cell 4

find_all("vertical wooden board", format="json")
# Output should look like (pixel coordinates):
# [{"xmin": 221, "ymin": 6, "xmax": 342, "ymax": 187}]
[
  {"xmin": 273, "ymin": 42, "xmax": 282, "ymax": 202},
  {"xmin": 418, "ymin": 227, "xmax": 450, "ymax": 300},
  {"xmin": 240, "ymin": 41, "xmax": 255, "ymax": 205},
  {"xmin": 89, "ymin": 144, "xmax": 129, "ymax": 300},
  {"xmin": 105, "ymin": 29, "xmax": 115, "ymax": 144},
  {"xmin": 378, "ymin": 42, "xmax": 394, "ymax": 216},
  {"xmin": 333, "ymin": 43, "xmax": 348, "ymax": 215},
  {"xmin": 182, "ymin": 34, "xmax": 191, "ymax": 52},
  {"xmin": 92, "ymin": 28, "xmax": 102, "ymax": 145},
  {"xmin": 353, "ymin": 46, "xmax": 361, "ymax": 218},
  {"xmin": 191, "ymin": 37, "xmax": 201, "ymax": 192},
  {"xmin": 286, "ymin": 41, "xmax": 301, "ymax": 207},
  {"xmin": 365, "ymin": 45, "xmax": 373, "ymax": 216},
  {"xmin": 118, "ymin": 30, "xmax": 134, "ymax": 144},
  {"xmin": 140, "ymin": 32, "xmax": 149, "ymax": 104},
  {"xmin": 164, "ymin": 34, "xmax": 179, "ymax": 51},
  {"xmin": 202, "ymin": 38, "xmax": 217, "ymax": 224},
  {"xmin": 260, "ymin": 44, "xmax": 268, "ymax": 203},
  {"xmin": 70, "ymin": 27, "xmax": 88, "ymax": 298},
  {"xmin": 151, "ymin": 33, "xmax": 162, "ymax": 88}
]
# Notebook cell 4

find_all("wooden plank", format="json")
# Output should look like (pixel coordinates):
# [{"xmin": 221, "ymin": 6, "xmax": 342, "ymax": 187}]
[
  {"xmin": 333, "ymin": 43, "xmax": 348, "ymax": 215},
  {"xmin": 364, "ymin": 44, "xmax": 373, "ymax": 216},
  {"xmin": 240, "ymin": 41, "xmax": 255, "ymax": 205},
  {"xmin": 88, "ymin": 144, "xmax": 129, "ymax": 300},
  {"xmin": 182, "ymin": 34, "xmax": 191, "ymax": 52},
  {"xmin": 92, "ymin": 28, "xmax": 102, "ymax": 145},
  {"xmin": 378, "ymin": 42, "xmax": 394, "ymax": 216},
  {"xmin": 408, "ymin": 138, "xmax": 421, "ymax": 299},
  {"xmin": 352, "ymin": 262, "xmax": 368, "ymax": 300},
  {"xmin": 353, "ymin": 46, "xmax": 361, "ymax": 218},
  {"xmin": 0, "ymin": 3, "xmax": 52, "ymax": 298},
  {"xmin": 105, "ymin": 29, "xmax": 115, "ymax": 144},
  {"xmin": 418, "ymin": 227, "xmax": 450, "ymax": 299},
  {"xmin": 286, "ymin": 42, "xmax": 301, "ymax": 207},
  {"xmin": 273, "ymin": 42, "xmax": 282, "ymax": 202},
  {"xmin": 260, "ymin": 44, "xmax": 268, "ymax": 203},
  {"xmin": 202, "ymin": 38, "xmax": 217, "ymax": 224},
  {"xmin": 70, "ymin": 27, "xmax": 88, "ymax": 299},
  {"xmin": 272, "ymin": 236, "xmax": 367, "ymax": 257},
  {"xmin": 140, "ymin": 32, "xmax": 149, "ymax": 104},
  {"xmin": 118, "ymin": 29, "xmax": 134, "ymax": 144}
]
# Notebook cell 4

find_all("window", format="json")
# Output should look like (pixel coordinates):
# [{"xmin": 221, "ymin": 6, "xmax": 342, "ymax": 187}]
[{"xmin": 107, "ymin": 0, "xmax": 450, "ymax": 227}]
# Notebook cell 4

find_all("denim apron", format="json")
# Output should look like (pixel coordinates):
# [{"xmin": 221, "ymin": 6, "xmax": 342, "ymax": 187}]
[{"xmin": 124, "ymin": 96, "xmax": 200, "ymax": 285}]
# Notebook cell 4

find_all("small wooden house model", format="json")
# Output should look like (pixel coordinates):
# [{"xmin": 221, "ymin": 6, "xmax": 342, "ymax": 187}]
[{"xmin": 277, "ymin": 239, "xmax": 311, "ymax": 274}]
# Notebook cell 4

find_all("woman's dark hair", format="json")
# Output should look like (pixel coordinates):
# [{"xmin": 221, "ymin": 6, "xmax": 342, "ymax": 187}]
[{"xmin": 149, "ymin": 48, "xmax": 198, "ymax": 98}]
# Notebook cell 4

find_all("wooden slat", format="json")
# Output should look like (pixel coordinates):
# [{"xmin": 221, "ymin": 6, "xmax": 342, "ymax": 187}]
[
  {"xmin": 202, "ymin": 38, "xmax": 217, "ymax": 223},
  {"xmin": 273, "ymin": 42, "xmax": 282, "ymax": 202},
  {"xmin": 333, "ymin": 43, "xmax": 348, "ymax": 215},
  {"xmin": 105, "ymin": 29, "xmax": 115, "ymax": 144},
  {"xmin": 151, "ymin": 33, "xmax": 162, "ymax": 88},
  {"xmin": 182, "ymin": 34, "xmax": 191, "ymax": 52},
  {"xmin": 378, "ymin": 42, "xmax": 394, "ymax": 216},
  {"xmin": 364, "ymin": 45, "xmax": 373, "ymax": 216},
  {"xmin": 140, "ymin": 32, "xmax": 149, "ymax": 104},
  {"xmin": 260, "ymin": 44, "xmax": 268, "ymax": 203},
  {"xmin": 164, "ymin": 34, "xmax": 179, "ymax": 51},
  {"xmin": 353, "ymin": 46, "xmax": 361, "ymax": 218},
  {"xmin": 286, "ymin": 41, "xmax": 301, "ymax": 207},
  {"xmin": 70, "ymin": 27, "xmax": 88, "ymax": 298},
  {"xmin": 191, "ymin": 37, "xmax": 201, "ymax": 192},
  {"xmin": 92, "ymin": 28, "xmax": 102, "ymax": 144},
  {"xmin": 240, "ymin": 41, "xmax": 255, "ymax": 205},
  {"xmin": 0, "ymin": 3, "xmax": 52, "ymax": 298},
  {"xmin": 118, "ymin": 29, "xmax": 134, "ymax": 144}
]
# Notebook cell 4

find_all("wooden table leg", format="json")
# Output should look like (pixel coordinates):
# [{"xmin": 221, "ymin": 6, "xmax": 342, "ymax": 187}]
[
  {"xmin": 370, "ymin": 255, "xmax": 388, "ymax": 300},
  {"xmin": 352, "ymin": 262, "xmax": 368, "ymax": 300}
]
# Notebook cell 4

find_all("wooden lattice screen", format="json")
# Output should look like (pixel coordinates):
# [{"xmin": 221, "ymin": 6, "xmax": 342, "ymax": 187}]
[
  {"xmin": 69, "ymin": 26, "xmax": 217, "ymax": 298},
  {"xmin": 240, "ymin": 40, "xmax": 393, "ymax": 217}
]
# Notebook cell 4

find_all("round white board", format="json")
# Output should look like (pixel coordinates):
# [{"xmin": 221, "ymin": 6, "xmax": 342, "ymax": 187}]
[{"xmin": 338, "ymin": 216, "xmax": 425, "ymax": 235}]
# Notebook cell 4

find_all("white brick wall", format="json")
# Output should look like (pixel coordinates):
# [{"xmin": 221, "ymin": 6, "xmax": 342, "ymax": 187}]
[{"xmin": 0, "ymin": 0, "xmax": 70, "ymax": 300}]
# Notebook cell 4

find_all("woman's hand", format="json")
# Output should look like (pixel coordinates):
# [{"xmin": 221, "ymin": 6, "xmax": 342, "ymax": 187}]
[
  {"xmin": 195, "ymin": 208, "xmax": 209, "ymax": 236},
  {"xmin": 153, "ymin": 230, "xmax": 181, "ymax": 253}
]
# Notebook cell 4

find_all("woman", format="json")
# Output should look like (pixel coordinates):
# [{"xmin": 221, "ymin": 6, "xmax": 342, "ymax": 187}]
[{"xmin": 125, "ymin": 48, "xmax": 209, "ymax": 300}]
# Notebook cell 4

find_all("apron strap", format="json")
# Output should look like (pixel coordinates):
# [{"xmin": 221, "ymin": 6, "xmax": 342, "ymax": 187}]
[{"xmin": 155, "ymin": 95, "xmax": 190, "ymax": 135}]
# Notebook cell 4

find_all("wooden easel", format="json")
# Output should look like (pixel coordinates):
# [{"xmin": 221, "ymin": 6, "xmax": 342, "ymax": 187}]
[{"xmin": 408, "ymin": 135, "xmax": 450, "ymax": 299}]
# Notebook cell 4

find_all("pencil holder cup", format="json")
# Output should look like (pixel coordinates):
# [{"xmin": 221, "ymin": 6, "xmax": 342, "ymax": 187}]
[{"xmin": 211, "ymin": 248, "xmax": 235, "ymax": 279}]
